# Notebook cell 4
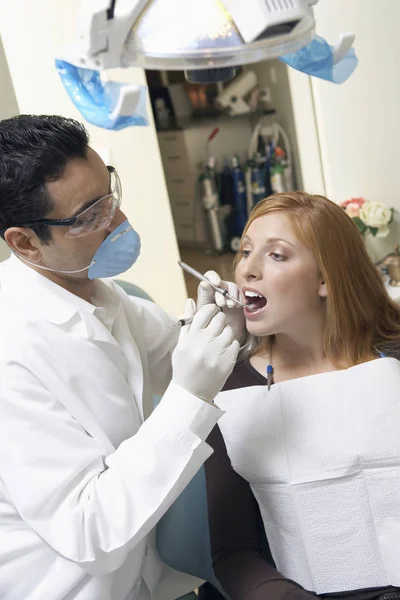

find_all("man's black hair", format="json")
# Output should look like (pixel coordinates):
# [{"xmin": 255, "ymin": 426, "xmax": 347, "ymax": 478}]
[{"xmin": 0, "ymin": 114, "xmax": 89, "ymax": 243}]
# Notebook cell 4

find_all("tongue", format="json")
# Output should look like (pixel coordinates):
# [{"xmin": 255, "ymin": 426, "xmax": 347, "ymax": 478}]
[{"xmin": 246, "ymin": 297, "xmax": 267, "ymax": 311}]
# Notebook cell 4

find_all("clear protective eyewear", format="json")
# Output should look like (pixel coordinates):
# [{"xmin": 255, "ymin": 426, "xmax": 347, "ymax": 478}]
[{"xmin": 2, "ymin": 166, "xmax": 122, "ymax": 239}]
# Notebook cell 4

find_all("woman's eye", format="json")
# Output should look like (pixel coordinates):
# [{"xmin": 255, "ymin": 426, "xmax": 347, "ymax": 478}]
[
  {"xmin": 239, "ymin": 249, "xmax": 251, "ymax": 258},
  {"xmin": 270, "ymin": 252, "xmax": 287, "ymax": 262}
]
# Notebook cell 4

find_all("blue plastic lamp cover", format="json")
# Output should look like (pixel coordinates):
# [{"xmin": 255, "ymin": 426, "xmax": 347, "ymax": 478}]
[
  {"xmin": 55, "ymin": 59, "xmax": 149, "ymax": 130},
  {"xmin": 279, "ymin": 35, "xmax": 358, "ymax": 84}
]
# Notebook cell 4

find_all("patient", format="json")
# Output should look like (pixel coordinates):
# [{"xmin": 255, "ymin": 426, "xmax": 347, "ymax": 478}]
[{"xmin": 205, "ymin": 192, "xmax": 400, "ymax": 600}]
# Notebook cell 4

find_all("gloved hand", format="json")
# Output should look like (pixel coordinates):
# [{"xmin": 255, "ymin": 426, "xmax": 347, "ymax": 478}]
[
  {"xmin": 197, "ymin": 270, "xmax": 245, "ymax": 344},
  {"xmin": 172, "ymin": 299, "xmax": 240, "ymax": 403}
]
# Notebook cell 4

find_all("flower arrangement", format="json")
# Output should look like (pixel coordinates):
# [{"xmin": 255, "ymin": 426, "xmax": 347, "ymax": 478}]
[{"xmin": 340, "ymin": 197, "xmax": 394, "ymax": 238}]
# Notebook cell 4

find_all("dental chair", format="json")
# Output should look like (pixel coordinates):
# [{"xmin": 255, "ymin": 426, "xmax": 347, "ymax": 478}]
[
  {"xmin": 115, "ymin": 279, "xmax": 221, "ymax": 600},
  {"xmin": 114, "ymin": 279, "xmax": 154, "ymax": 301},
  {"xmin": 115, "ymin": 279, "xmax": 273, "ymax": 600}
]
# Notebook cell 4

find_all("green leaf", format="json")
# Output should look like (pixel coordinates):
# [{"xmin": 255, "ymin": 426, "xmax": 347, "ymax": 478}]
[
  {"xmin": 389, "ymin": 208, "xmax": 395, "ymax": 225},
  {"xmin": 353, "ymin": 217, "xmax": 367, "ymax": 234},
  {"xmin": 368, "ymin": 226, "xmax": 378, "ymax": 236}
]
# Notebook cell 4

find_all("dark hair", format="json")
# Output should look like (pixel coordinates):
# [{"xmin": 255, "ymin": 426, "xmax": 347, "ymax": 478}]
[{"xmin": 0, "ymin": 114, "xmax": 89, "ymax": 243}]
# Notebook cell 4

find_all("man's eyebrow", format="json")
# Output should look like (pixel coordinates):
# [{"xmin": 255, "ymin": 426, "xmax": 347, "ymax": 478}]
[
  {"xmin": 69, "ymin": 167, "xmax": 113, "ymax": 219},
  {"xmin": 69, "ymin": 196, "xmax": 104, "ymax": 219}
]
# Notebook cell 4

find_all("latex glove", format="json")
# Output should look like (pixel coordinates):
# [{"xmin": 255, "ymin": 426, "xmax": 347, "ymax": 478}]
[
  {"xmin": 172, "ymin": 299, "xmax": 240, "ymax": 403},
  {"xmin": 197, "ymin": 270, "xmax": 245, "ymax": 343}
]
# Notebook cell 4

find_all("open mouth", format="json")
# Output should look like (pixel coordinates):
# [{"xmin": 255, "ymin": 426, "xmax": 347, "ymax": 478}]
[{"xmin": 243, "ymin": 290, "xmax": 267, "ymax": 314}]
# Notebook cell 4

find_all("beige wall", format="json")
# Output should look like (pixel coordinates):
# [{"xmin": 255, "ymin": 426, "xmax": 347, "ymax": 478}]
[
  {"xmin": 311, "ymin": 0, "xmax": 400, "ymax": 206},
  {"xmin": 0, "ymin": 1, "xmax": 187, "ymax": 315},
  {"xmin": 289, "ymin": 0, "xmax": 400, "ymax": 261},
  {"xmin": 313, "ymin": 0, "xmax": 400, "ymax": 261},
  {"xmin": 287, "ymin": 66, "xmax": 326, "ymax": 195},
  {"xmin": 0, "ymin": 34, "xmax": 16, "ymax": 262},
  {"xmin": 0, "ymin": 35, "xmax": 18, "ymax": 120}
]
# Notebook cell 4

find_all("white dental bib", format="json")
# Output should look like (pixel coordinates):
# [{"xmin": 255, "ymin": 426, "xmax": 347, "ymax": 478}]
[{"xmin": 215, "ymin": 358, "xmax": 400, "ymax": 594}]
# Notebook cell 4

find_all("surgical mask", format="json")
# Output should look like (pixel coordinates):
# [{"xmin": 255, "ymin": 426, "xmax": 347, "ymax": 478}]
[{"xmin": 15, "ymin": 219, "xmax": 141, "ymax": 279}]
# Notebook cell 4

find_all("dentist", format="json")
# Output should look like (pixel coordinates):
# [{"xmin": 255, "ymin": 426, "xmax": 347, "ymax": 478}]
[{"xmin": 0, "ymin": 114, "xmax": 242, "ymax": 600}]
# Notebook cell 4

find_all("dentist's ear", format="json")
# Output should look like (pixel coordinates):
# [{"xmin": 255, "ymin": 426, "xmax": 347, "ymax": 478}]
[
  {"xmin": 4, "ymin": 227, "xmax": 42, "ymax": 262},
  {"xmin": 319, "ymin": 279, "xmax": 328, "ymax": 298}
]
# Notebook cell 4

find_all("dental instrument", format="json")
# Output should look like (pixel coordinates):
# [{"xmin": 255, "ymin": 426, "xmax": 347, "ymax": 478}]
[{"xmin": 178, "ymin": 261, "xmax": 244, "ymax": 308}]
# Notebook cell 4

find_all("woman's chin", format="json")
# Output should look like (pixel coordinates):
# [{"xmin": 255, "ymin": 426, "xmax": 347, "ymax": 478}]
[{"xmin": 246, "ymin": 320, "xmax": 272, "ymax": 338}]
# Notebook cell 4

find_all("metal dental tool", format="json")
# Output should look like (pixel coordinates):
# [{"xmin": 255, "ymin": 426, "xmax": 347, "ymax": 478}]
[
  {"xmin": 171, "ymin": 316, "xmax": 195, "ymax": 328},
  {"xmin": 178, "ymin": 261, "xmax": 245, "ymax": 308}
]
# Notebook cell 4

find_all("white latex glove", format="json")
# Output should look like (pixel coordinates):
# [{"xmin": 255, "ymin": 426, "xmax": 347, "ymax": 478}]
[
  {"xmin": 197, "ymin": 270, "xmax": 245, "ymax": 343},
  {"xmin": 172, "ymin": 299, "xmax": 240, "ymax": 403}
]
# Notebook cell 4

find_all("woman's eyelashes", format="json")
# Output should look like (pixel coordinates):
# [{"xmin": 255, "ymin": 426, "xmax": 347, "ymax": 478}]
[
  {"xmin": 240, "ymin": 249, "xmax": 251, "ymax": 258},
  {"xmin": 270, "ymin": 252, "xmax": 287, "ymax": 262},
  {"xmin": 238, "ymin": 248, "xmax": 288, "ymax": 261}
]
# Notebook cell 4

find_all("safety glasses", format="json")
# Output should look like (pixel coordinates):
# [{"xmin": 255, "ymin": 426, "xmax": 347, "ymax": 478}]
[{"xmin": 1, "ymin": 166, "xmax": 122, "ymax": 239}]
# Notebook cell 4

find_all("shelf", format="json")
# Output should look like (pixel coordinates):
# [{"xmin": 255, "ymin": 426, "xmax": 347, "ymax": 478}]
[{"xmin": 156, "ymin": 109, "xmax": 276, "ymax": 133}]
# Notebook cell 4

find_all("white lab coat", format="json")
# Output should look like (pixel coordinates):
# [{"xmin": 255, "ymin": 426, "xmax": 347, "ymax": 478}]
[{"xmin": 0, "ymin": 255, "xmax": 221, "ymax": 600}]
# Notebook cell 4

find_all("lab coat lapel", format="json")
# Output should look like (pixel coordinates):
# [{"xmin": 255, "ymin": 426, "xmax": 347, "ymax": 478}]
[
  {"xmin": 112, "ymin": 307, "xmax": 148, "ymax": 422},
  {"xmin": 141, "ymin": 385, "xmax": 155, "ymax": 421},
  {"xmin": 79, "ymin": 311, "xmax": 120, "ymax": 346},
  {"xmin": 113, "ymin": 293, "xmax": 155, "ymax": 421}
]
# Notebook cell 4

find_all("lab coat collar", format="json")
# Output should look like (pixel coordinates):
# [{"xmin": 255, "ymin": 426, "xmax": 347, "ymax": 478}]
[{"xmin": 1, "ymin": 254, "xmax": 108, "ymax": 326}]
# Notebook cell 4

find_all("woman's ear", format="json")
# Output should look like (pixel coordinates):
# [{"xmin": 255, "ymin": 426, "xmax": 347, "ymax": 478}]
[{"xmin": 318, "ymin": 278, "xmax": 328, "ymax": 298}]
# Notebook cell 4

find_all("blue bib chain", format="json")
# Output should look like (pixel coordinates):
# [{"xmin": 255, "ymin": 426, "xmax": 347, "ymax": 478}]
[
  {"xmin": 266, "ymin": 364, "xmax": 274, "ymax": 392},
  {"xmin": 267, "ymin": 337, "xmax": 273, "ymax": 391}
]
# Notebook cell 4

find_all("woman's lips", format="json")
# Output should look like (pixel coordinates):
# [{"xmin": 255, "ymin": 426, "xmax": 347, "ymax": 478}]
[
  {"xmin": 242, "ymin": 289, "xmax": 268, "ymax": 320},
  {"xmin": 243, "ymin": 302, "xmax": 268, "ymax": 320}
]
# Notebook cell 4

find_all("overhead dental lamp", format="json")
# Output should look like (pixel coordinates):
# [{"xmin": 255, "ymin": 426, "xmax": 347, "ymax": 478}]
[
  {"xmin": 56, "ymin": 0, "xmax": 357, "ymax": 129},
  {"xmin": 65, "ymin": 0, "xmax": 318, "ymax": 83}
]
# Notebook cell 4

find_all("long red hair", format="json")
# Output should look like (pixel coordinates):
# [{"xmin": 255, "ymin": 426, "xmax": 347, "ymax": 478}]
[{"xmin": 236, "ymin": 192, "xmax": 400, "ymax": 366}]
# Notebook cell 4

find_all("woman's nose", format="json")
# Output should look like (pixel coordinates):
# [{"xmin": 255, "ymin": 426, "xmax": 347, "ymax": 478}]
[{"xmin": 241, "ymin": 253, "xmax": 263, "ymax": 280}]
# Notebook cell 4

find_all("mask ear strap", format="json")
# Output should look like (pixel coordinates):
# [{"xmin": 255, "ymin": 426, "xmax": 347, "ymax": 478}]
[{"xmin": 13, "ymin": 252, "xmax": 93, "ymax": 274}]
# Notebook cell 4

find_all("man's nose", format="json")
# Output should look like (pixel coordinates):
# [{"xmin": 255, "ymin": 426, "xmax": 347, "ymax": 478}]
[{"xmin": 106, "ymin": 207, "xmax": 127, "ymax": 234}]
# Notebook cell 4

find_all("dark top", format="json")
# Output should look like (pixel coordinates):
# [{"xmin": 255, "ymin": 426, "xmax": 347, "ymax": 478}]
[{"xmin": 205, "ymin": 358, "xmax": 400, "ymax": 600}]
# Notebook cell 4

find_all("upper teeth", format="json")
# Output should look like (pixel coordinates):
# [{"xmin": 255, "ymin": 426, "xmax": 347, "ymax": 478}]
[{"xmin": 244, "ymin": 291, "xmax": 264, "ymax": 298}]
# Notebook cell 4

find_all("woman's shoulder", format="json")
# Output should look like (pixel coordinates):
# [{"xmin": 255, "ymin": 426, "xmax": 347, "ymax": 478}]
[{"xmin": 222, "ymin": 357, "xmax": 268, "ymax": 392}]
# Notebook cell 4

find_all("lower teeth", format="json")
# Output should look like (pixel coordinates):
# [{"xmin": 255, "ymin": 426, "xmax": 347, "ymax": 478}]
[{"xmin": 247, "ymin": 303, "xmax": 260, "ymax": 311}]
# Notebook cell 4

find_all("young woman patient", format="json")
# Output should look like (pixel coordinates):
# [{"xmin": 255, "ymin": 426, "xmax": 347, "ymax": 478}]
[{"xmin": 205, "ymin": 192, "xmax": 400, "ymax": 600}]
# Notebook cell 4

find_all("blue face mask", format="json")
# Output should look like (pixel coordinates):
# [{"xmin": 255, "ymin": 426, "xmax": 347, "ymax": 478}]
[
  {"xmin": 15, "ymin": 219, "xmax": 141, "ymax": 279},
  {"xmin": 88, "ymin": 220, "xmax": 141, "ymax": 279}
]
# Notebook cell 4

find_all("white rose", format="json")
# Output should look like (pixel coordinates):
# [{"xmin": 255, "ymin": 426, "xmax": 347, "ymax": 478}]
[
  {"xmin": 359, "ymin": 201, "xmax": 392, "ymax": 228},
  {"xmin": 376, "ymin": 225, "xmax": 390, "ymax": 238}
]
